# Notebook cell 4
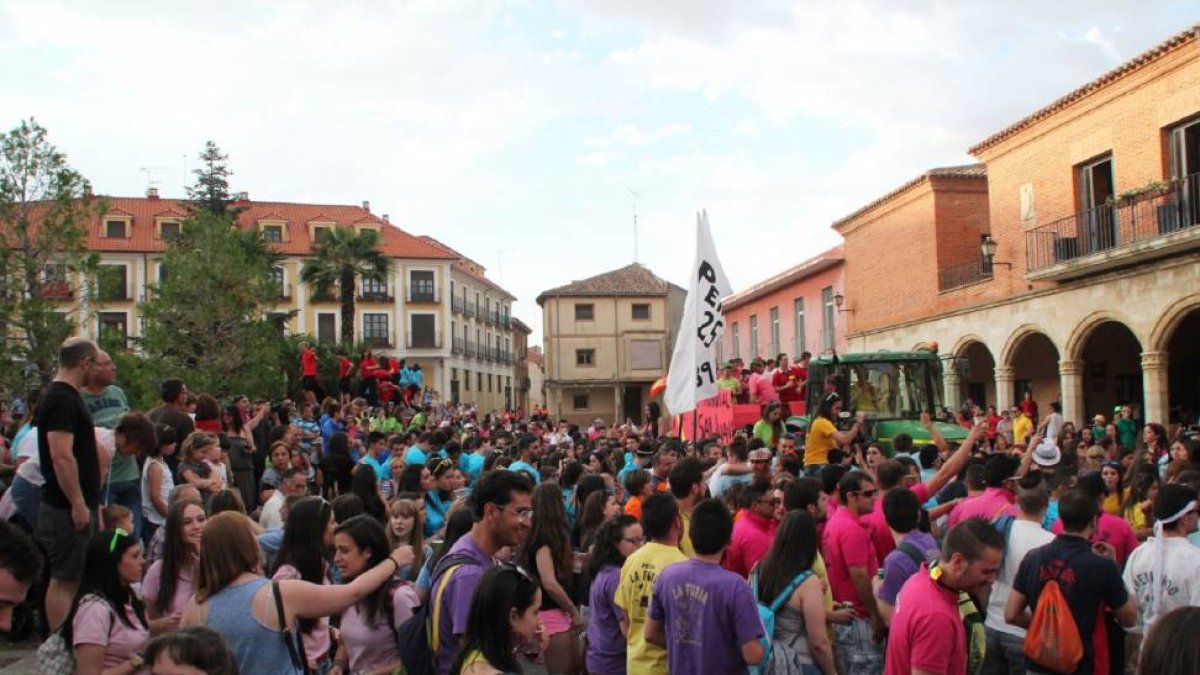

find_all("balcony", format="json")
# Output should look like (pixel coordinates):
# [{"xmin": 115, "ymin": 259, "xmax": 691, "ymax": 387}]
[
  {"xmin": 357, "ymin": 290, "xmax": 393, "ymax": 303},
  {"xmin": 938, "ymin": 257, "xmax": 993, "ymax": 292},
  {"xmin": 451, "ymin": 336, "xmax": 465, "ymax": 355},
  {"xmin": 451, "ymin": 296, "xmax": 466, "ymax": 315},
  {"xmin": 407, "ymin": 289, "xmax": 439, "ymax": 304},
  {"xmin": 1025, "ymin": 172, "xmax": 1200, "ymax": 280},
  {"xmin": 363, "ymin": 335, "xmax": 392, "ymax": 349},
  {"xmin": 464, "ymin": 340, "xmax": 476, "ymax": 358},
  {"xmin": 500, "ymin": 316, "xmax": 511, "ymax": 329},
  {"xmin": 406, "ymin": 334, "xmax": 442, "ymax": 349},
  {"xmin": 465, "ymin": 301, "xmax": 477, "ymax": 318},
  {"xmin": 41, "ymin": 281, "xmax": 73, "ymax": 301}
]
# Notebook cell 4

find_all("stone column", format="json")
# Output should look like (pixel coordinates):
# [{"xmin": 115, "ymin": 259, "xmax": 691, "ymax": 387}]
[
  {"xmin": 995, "ymin": 366, "xmax": 1015, "ymax": 412},
  {"xmin": 1141, "ymin": 351, "xmax": 1170, "ymax": 425},
  {"xmin": 614, "ymin": 385, "xmax": 623, "ymax": 424},
  {"xmin": 943, "ymin": 367, "xmax": 962, "ymax": 413},
  {"xmin": 1058, "ymin": 359, "xmax": 1085, "ymax": 426}
]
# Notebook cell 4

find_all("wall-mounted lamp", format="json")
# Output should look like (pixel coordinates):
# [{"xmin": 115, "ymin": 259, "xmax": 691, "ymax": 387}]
[
  {"xmin": 834, "ymin": 292, "xmax": 854, "ymax": 313},
  {"xmin": 980, "ymin": 234, "xmax": 1012, "ymax": 270}
]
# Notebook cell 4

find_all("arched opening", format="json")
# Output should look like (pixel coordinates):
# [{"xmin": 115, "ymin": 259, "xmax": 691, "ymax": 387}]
[
  {"xmin": 1079, "ymin": 321, "xmax": 1142, "ymax": 424},
  {"xmin": 1166, "ymin": 309, "xmax": 1200, "ymax": 426},
  {"xmin": 957, "ymin": 341, "xmax": 997, "ymax": 410},
  {"xmin": 1010, "ymin": 331, "xmax": 1060, "ymax": 418}
]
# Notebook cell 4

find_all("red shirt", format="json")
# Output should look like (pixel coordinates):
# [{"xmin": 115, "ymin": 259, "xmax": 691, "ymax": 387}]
[
  {"xmin": 338, "ymin": 356, "xmax": 353, "ymax": 379},
  {"xmin": 722, "ymin": 510, "xmax": 778, "ymax": 578},
  {"xmin": 359, "ymin": 357, "xmax": 376, "ymax": 378},
  {"xmin": 1051, "ymin": 511, "xmax": 1138, "ymax": 566},
  {"xmin": 884, "ymin": 565, "xmax": 967, "ymax": 675},
  {"xmin": 821, "ymin": 506, "xmax": 879, "ymax": 617},
  {"xmin": 947, "ymin": 487, "xmax": 1015, "ymax": 530},
  {"xmin": 300, "ymin": 348, "xmax": 318, "ymax": 377},
  {"xmin": 865, "ymin": 483, "xmax": 931, "ymax": 561},
  {"xmin": 773, "ymin": 366, "xmax": 803, "ymax": 403}
]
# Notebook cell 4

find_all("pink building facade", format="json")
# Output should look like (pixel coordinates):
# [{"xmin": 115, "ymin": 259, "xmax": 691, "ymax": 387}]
[{"xmin": 721, "ymin": 246, "xmax": 848, "ymax": 363}]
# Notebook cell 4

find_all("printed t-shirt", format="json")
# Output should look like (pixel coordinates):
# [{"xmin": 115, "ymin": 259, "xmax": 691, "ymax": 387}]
[
  {"xmin": 878, "ymin": 531, "xmax": 939, "ymax": 606},
  {"xmin": 37, "ymin": 381, "xmax": 100, "ymax": 509},
  {"xmin": 142, "ymin": 559, "xmax": 195, "ymax": 617},
  {"xmin": 434, "ymin": 534, "xmax": 494, "ymax": 675},
  {"xmin": 1121, "ymin": 536, "xmax": 1200, "ymax": 631},
  {"xmin": 81, "ymin": 385, "xmax": 137, "ymax": 484},
  {"xmin": 804, "ymin": 416, "xmax": 837, "ymax": 466},
  {"xmin": 586, "ymin": 565, "xmax": 627, "ymax": 675},
  {"xmin": 883, "ymin": 565, "xmax": 966, "ymax": 675},
  {"xmin": 820, "ymin": 506, "xmax": 879, "ymax": 617},
  {"xmin": 1012, "ymin": 535, "xmax": 1129, "ymax": 675},
  {"xmin": 72, "ymin": 597, "xmax": 149, "ymax": 670},
  {"xmin": 648, "ymin": 558, "xmax": 763, "ymax": 675},
  {"xmin": 1050, "ymin": 512, "xmax": 1138, "ymax": 566},
  {"xmin": 614, "ymin": 542, "xmax": 687, "ymax": 674},
  {"xmin": 984, "ymin": 520, "xmax": 1054, "ymax": 637}
]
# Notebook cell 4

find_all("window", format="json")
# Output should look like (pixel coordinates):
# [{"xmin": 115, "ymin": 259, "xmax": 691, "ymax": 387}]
[
  {"xmin": 43, "ymin": 263, "xmax": 71, "ymax": 300},
  {"xmin": 574, "ymin": 303, "xmax": 594, "ymax": 321},
  {"xmin": 363, "ymin": 313, "xmax": 390, "ymax": 346},
  {"xmin": 271, "ymin": 267, "xmax": 287, "ymax": 299},
  {"xmin": 1077, "ymin": 154, "xmax": 1116, "ymax": 253},
  {"xmin": 361, "ymin": 267, "xmax": 388, "ymax": 298},
  {"xmin": 410, "ymin": 314, "xmax": 437, "ymax": 348},
  {"xmin": 261, "ymin": 225, "xmax": 283, "ymax": 243},
  {"xmin": 409, "ymin": 271, "xmax": 436, "ymax": 302},
  {"xmin": 769, "ymin": 306, "xmax": 780, "ymax": 356},
  {"xmin": 157, "ymin": 263, "xmax": 168, "ymax": 284},
  {"xmin": 573, "ymin": 394, "xmax": 589, "ymax": 410},
  {"xmin": 317, "ymin": 313, "xmax": 336, "ymax": 344},
  {"xmin": 487, "ymin": 374, "xmax": 493, "ymax": 393},
  {"xmin": 576, "ymin": 349, "xmax": 595, "ymax": 366},
  {"xmin": 312, "ymin": 226, "xmax": 332, "ymax": 243},
  {"xmin": 97, "ymin": 265, "xmax": 127, "ymax": 301},
  {"xmin": 731, "ymin": 322, "xmax": 741, "ymax": 358},
  {"xmin": 357, "ymin": 228, "xmax": 379, "ymax": 244},
  {"xmin": 632, "ymin": 303, "xmax": 651, "ymax": 320},
  {"xmin": 97, "ymin": 312, "xmax": 128, "ymax": 345},
  {"xmin": 793, "ymin": 298, "xmax": 806, "ymax": 355},
  {"xmin": 464, "ymin": 369, "xmax": 471, "ymax": 391},
  {"xmin": 160, "ymin": 221, "xmax": 181, "ymax": 240},
  {"xmin": 477, "ymin": 372, "xmax": 483, "ymax": 391},
  {"xmin": 630, "ymin": 339, "xmax": 662, "ymax": 370},
  {"xmin": 104, "ymin": 220, "xmax": 126, "ymax": 238},
  {"xmin": 821, "ymin": 287, "xmax": 835, "ymax": 351},
  {"xmin": 749, "ymin": 315, "xmax": 759, "ymax": 357},
  {"xmin": 1167, "ymin": 118, "xmax": 1200, "ymax": 226}
]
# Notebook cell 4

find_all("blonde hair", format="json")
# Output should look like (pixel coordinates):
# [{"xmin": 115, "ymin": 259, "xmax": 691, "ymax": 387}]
[
  {"xmin": 180, "ymin": 431, "xmax": 218, "ymax": 464},
  {"xmin": 386, "ymin": 498, "xmax": 425, "ymax": 573},
  {"xmin": 194, "ymin": 512, "xmax": 261, "ymax": 603}
]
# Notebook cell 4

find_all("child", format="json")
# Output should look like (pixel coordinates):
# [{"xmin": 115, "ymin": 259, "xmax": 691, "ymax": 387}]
[
  {"xmin": 101, "ymin": 503, "xmax": 134, "ymax": 534},
  {"xmin": 178, "ymin": 432, "xmax": 222, "ymax": 503}
]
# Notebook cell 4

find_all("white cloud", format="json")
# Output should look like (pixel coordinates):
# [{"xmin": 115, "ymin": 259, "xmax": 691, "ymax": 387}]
[{"xmin": 1084, "ymin": 26, "xmax": 1124, "ymax": 62}]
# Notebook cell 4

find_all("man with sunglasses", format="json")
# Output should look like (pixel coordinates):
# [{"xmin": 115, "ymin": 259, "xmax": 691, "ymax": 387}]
[
  {"xmin": 821, "ymin": 469, "xmax": 885, "ymax": 674},
  {"xmin": 722, "ymin": 476, "xmax": 779, "ymax": 578},
  {"xmin": 434, "ymin": 470, "xmax": 533, "ymax": 675}
]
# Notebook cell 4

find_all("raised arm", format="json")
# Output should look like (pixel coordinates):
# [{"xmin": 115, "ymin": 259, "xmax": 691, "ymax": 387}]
[
  {"xmin": 277, "ymin": 546, "xmax": 414, "ymax": 624},
  {"xmin": 922, "ymin": 420, "xmax": 983, "ymax": 496}
]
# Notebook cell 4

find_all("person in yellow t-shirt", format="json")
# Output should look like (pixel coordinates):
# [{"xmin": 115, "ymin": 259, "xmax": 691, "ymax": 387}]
[
  {"xmin": 614, "ymin": 494, "xmax": 687, "ymax": 674},
  {"xmin": 668, "ymin": 457, "xmax": 707, "ymax": 558},
  {"xmin": 1012, "ymin": 409, "xmax": 1033, "ymax": 446},
  {"xmin": 804, "ymin": 393, "xmax": 865, "ymax": 467}
]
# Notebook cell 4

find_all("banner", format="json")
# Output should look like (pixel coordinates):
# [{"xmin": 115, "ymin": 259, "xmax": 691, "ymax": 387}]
[
  {"xmin": 665, "ymin": 210, "xmax": 733, "ymax": 415},
  {"xmin": 675, "ymin": 390, "xmax": 737, "ymax": 443}
]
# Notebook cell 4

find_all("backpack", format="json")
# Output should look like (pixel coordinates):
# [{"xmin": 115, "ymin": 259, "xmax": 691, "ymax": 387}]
[
  {"xmin": 396, "ymin": 552, "xmax": 482, "ymax": 675},
  {"xmin": 1022, "ymin": 577, "xmax": 1083, "ymax": 673},
  {"xmin": 748, "ymin": 568, "xmax": 813, "ymax": 675},
  {"xmin": 36, "ymin": 595, "xmax": 115, "ymax": 675}
]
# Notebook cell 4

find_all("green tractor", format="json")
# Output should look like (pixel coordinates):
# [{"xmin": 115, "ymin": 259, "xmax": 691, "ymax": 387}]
[{"xmin": 786, "ymin": 349, "xmax": 968, "ymax": 455}]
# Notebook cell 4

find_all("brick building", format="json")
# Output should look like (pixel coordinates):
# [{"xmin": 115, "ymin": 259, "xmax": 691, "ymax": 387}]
[
  {"xmin": 837, "ymin": 24, "xmax": 1200, "ymax": 429},
  {"xmin": 721, "ymin": 246, "xmax": 848, "ymax": 363}
]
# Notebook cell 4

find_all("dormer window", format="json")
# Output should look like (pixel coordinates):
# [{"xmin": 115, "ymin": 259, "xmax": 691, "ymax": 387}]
[
  {"xmin": 159, "ymin": 221, "xmax": 181, "ymax": 240},
  {"xmin": 104, "ymin": 219, "xmax": 127, "ymax": 238},
  {"xmin": 262, "ymin": 224, "xmax": 283, "ymax": 243},
  {"xmin": 312, "ymin": 225, "xmax": 332, "ymax": 243}
]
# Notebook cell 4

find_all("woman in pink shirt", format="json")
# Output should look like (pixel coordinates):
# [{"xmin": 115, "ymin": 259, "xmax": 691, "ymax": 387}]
[
  {"xmin": 67, "ymin": 528, "xmax": 152, "ymax": 674},
  {"xmin": 144, "ymin": 499, "xmax": 206, "ymax": 623}
]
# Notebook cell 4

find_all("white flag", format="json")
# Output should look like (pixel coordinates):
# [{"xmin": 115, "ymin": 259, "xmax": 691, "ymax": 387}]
[{"xmin": 665, "ymin": 210, "xmax": 733, "ymax": 415}]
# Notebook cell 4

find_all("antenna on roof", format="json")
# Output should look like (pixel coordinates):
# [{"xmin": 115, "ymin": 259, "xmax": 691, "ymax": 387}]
[
  {"xmin": 627, "ymin": 187, "xmax": 640, "ymax": 263},
  {"xmin": 140, "ymin": 165, "xmax": 167, "ymax": 190}
]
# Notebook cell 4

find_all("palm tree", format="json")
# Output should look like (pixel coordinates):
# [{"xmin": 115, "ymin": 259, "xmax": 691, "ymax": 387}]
[{"xmin": 300, "ymin": 228, "xmax": 389, "ymax": 346}]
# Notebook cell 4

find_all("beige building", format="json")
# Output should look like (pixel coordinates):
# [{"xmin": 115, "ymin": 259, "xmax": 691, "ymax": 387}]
[
  {"xmin": 537, "ymin": 263, "xmax": 685, "ymax": 425},
  {"xmin": 526, "ymin": 346, "xmax": 547, "ymax": 409},
  {"xmin": 43, "ymin": 191, "xmax": 525, "ymax": 404}
]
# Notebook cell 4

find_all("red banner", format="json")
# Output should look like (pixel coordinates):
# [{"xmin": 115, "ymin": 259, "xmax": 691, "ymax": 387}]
[{"xmin": 675, "ymin": 390, "xmax": 736, "ymax": 443}]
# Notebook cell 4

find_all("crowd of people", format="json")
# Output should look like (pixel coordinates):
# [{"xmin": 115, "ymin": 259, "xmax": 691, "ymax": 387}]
[{"xmin": 0, "ymin": 337, "xmax": 1197, "ymax": 675}]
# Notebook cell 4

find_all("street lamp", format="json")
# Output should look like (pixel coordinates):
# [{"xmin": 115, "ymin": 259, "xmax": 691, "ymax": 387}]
[
  {"xmin": 980, "ymin": 234, "xmax": 1012, "ymax": 269},
  {"xmin": 834, "ymin": 292, "xmax": 853, "ymax": 313}
]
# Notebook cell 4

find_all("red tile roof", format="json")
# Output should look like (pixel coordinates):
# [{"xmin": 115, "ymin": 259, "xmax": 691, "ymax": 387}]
[
  {"xmin": 83, "ymin": 196, "xmax": 455, "ymax": 260},
  {"xmin": 830, "ymin": 164, "xmax": 986, "ymax": 231},
  {"xmin": 536, "ymin": 262, "xmax": 683, "ymax": 305},
  {"xmin": 723, "ymin": 245, "xmax": 844, "ymax": 311},
  {"xmin": 969, "ymin": 24, "xmax": 1200, "ymax": 156},
  {"xmin": 417, "ymin": 235, "xmax": 516, "ymax": 300}
]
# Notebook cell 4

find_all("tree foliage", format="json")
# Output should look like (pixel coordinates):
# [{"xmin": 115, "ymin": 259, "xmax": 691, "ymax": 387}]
[
  {"xmin": 0, "ymin": 118, "xmax": 101, "ymax": 396},
  {"xmin": 186, "ymin": 140, "xmax": 245, "ymax": 218},
  {"xmin": 299, "ymin": 227, "xmax": 388, "ymax": 346},
  {"xmin": 139, "ymin": 142, "xmax": 289, "ymax": 399}
]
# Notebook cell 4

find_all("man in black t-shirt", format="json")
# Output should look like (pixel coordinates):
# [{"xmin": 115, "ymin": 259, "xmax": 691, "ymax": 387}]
[
  {"xmin": 1005, "ymin": 488, "xmax": 1137, "ymax": 675},
  {"xmin": 34, "ymin": 337, "xmax": 99, "ymax": 631}
]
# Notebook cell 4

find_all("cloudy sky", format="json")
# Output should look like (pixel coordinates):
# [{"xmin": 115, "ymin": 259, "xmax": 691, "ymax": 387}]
[{"xmin": 2, "ymin": 1, "xmax": 1195, "ymax": 341}]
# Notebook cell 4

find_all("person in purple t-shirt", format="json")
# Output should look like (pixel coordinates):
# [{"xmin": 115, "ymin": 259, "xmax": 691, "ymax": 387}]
[
  {"xmin": 433, "ymin": 470, "xmax": 534, "ymax": 675},
  {"xmin": 585, "ymin": 515, "xmax": 644, "ymax": 675},
  {"xmin": 875, "ymin": 488, "xmax": 940, "ymax": 626},
  {"xmin": 646, "ymin": 499, "xmax": 764, "ymax": 674}
]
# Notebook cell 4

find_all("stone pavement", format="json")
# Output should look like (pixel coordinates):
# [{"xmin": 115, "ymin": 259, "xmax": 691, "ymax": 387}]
[{"xmin": 0, "ymin": 640, "xmax": 37, "ymax": 674}]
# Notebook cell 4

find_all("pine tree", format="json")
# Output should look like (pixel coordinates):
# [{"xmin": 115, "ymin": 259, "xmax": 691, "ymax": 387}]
[{"xmin": 186, "ymin": 140, "xmax": 244, "ymax": 218}]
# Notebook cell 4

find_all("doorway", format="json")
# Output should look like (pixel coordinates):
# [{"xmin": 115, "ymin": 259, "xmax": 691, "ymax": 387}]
[{"xmin": 622, "ymin": 386, "xmax": 643, "ymax": 424}]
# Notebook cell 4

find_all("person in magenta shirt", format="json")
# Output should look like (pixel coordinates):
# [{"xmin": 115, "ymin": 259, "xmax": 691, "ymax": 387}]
[
  {"xmin": 947, "ymin": 454, "xmax": 1021, "ymax": 530},
  {"xmin": 722, "ymin": 477, "xmax": 779, "ymax": 577},
  {"xmin": 884, "ymin": 519, "xmax": 1005, "ymax": 675},
  {"xmin": 1049, "ymin": 470, "xmax": 1139, "ymax": 566},
  {"xmin": 821, "ymin": 470, "xmax": 885, "ymax": 674}
]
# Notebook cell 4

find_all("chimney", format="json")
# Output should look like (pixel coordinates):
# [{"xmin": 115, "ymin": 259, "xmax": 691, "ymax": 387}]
[
  {"xmin": 362, "ymin": 200, "xmax": 370, "ymax": 211},
  {"xmin": 146, "ymin": 186, "xmax": 159, "ymax": 199},
  {"xmin": 382, "ymin": 213, "xmax": 390, "ymax": 223},
  {"xmin": 236, "ymin": 191, "xmax": 249, "ymax": 201}
]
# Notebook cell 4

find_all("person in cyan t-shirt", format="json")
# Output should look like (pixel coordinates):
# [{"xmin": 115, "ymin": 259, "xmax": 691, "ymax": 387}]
[{"xmin": 647, "ymin": 498, "xmax": 764, "ymax": 674}]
